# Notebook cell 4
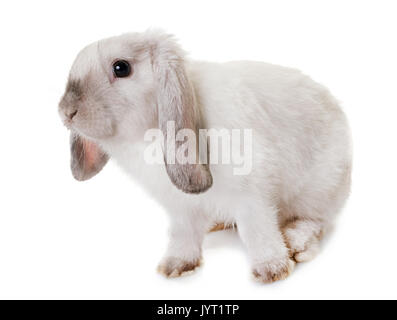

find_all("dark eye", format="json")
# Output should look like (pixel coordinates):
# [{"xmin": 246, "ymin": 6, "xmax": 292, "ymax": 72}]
[{"xmin": 112, "ymin": 60, "xmax": 132, "ymax": 78}]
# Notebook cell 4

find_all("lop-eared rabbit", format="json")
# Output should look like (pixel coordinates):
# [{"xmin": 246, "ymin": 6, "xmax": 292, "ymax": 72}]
[{"xmin": 59, "ymin": 30, "xmax": 351, "ymax": 283}]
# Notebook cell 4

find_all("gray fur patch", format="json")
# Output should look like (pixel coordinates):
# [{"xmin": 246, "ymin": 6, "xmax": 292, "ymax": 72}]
[{"xmin": 65, "ymin": 79, "xmax": 83, "ymax": 100}]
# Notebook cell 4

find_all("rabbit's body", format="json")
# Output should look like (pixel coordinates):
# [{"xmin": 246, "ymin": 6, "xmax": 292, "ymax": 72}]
[{"xmin": 59, "ymin": 31, "xmax": 351, "ymax": 282}]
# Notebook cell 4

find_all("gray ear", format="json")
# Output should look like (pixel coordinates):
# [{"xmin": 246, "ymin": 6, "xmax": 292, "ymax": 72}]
[
  {"xmin": 70, "ymin": 132, "xmax": 109, "ymax": 181},
  {"xmin": 152, "ymin": 36, "xmax": 212, "ymax": 194}
]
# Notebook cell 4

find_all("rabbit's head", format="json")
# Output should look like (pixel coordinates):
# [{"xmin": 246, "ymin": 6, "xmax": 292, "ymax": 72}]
[{"xmin": 59, "ymin": 31, "xmax": 212, "ymax": 193}]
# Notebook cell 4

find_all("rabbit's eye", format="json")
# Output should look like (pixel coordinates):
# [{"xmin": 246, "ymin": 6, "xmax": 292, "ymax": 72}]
[{"xmin": 113, "ymin": 60, "xmax": 131, "ymax": 78}]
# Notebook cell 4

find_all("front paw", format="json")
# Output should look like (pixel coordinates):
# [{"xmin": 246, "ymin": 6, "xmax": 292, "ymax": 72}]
[
  {"xmin": 252, "ymin": 257, "xmax": 295, "ymax": 283},
  {"xmin": 157, "ymin": 256, "xmax": 201, "ymax": 278}
]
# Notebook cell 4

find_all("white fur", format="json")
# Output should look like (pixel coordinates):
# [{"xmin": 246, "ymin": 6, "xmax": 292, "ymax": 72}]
[{"xmin": 61, "ymin": 31, "xmax": 352, "ymax": 282}]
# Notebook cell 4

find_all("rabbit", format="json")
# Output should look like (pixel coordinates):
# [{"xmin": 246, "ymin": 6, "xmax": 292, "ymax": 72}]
[{"xmin": 58, "ymin": 30, "xmax": 352, "ymax": 283}]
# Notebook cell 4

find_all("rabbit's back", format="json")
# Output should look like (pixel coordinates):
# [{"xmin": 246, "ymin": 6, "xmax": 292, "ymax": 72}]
[{"xmin": 188, "ymin": 60, "xmax": 352, "ymax": 221}]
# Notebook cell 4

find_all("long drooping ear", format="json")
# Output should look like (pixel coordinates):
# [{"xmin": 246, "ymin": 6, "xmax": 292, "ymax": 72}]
[
  {"xmin": 151, "ymin": 35, "xmax": 212, "ymax": 194},
  {"xmin": 70, "ymin": 132, "xmax": 109, "ymax": 181}
]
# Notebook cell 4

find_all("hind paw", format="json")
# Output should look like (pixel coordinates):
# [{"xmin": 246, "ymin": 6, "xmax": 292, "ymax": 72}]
[{"xmin": 282, "ymin": 219, "xmax": 324, "ymax": 263}]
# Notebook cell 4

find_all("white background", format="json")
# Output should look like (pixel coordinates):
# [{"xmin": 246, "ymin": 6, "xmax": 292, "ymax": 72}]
[{"xmin": 0, "ymin": 0, "xmax": 396, "ymax": 299}]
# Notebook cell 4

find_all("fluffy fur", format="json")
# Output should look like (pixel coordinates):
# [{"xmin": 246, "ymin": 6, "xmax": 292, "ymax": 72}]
[{"xmin": 59, "ymin": 30, "xmax": 352, "ymax": 283}]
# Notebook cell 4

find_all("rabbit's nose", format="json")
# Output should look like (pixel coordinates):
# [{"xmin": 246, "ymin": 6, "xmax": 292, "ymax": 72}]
[{"xmin": 66, "ymin": 109, "xmax": 78, "ymax": 120}]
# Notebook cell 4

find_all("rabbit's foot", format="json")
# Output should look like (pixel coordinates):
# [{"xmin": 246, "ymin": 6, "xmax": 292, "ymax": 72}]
[
  {"xmin": 252, "ymin": 257, "xmax": 295, "ymax": 283},
  {"xmin": 282, "ymin": 219, "xmax": 324, "ymax": 263},
  {"xmin": 157, "ymin": 256, "xmax": 201, "ymax": 278},
  {"xmin": 209, "ymin": 222, "xmax": 237, "ymax": 232}
]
